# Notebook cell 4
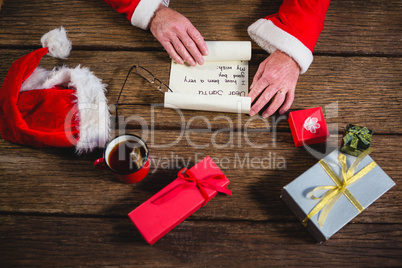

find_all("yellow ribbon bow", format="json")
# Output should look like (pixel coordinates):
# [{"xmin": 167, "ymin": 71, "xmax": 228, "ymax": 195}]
[{"xmin": 302, "ymin": 148, "xmax": 377, "ymax": 228}]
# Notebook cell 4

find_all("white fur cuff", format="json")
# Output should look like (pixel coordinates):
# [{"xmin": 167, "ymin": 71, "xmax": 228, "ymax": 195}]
[
  {"xmin": 248, "ymin": 19, "xmax": 313, "ymax": 74},
  {"xmin": 131, "ymin": 0, "xmax": 166, "ymax": 30}
]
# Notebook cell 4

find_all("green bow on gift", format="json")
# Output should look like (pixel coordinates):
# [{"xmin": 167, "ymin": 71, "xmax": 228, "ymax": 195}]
[
  {"xmin": 341, "ymin": 125, "xmax": 373, "ymax": 156},
  {"xmin": 343, "ymin": 126, "xmax": 372, "ymax": 149}
]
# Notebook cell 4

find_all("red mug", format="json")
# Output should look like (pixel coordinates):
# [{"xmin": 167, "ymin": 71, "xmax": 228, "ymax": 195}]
[{"xmin": 94, "ymin": 134, "xmax": 150, "ymax": 183}]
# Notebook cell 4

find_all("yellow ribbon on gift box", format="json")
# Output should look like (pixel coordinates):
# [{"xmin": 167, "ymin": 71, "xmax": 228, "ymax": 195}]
[{"xmin": 302, "ymin": 148, "xmax": 377, "ymax": 228}]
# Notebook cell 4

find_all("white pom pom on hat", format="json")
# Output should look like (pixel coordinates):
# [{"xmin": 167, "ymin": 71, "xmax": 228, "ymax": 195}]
[{"xmin": 41, "ymin": 26, "xmax": 72, "ymax": 59}]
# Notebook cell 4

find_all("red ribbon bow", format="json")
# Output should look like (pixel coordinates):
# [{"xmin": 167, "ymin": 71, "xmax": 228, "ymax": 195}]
[{"xmin": 152, "ymin": 167, "xmax": 232, "ymax": 207}]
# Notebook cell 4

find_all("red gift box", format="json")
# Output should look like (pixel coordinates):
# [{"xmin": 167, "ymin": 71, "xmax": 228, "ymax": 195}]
[
  {"xmin": 288, "ymin": 107, "xmax": 330, "ymax": 147},
  {"xmin": 128, "ymin": 156, "xmax": 232, "ymax": 245}
]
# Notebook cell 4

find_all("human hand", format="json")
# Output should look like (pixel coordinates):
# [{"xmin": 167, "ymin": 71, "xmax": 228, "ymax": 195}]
[
  {"xmin": 248, "ymin": 50, "xmax": 300, "ymax": 118},
  {"xmin": 149, "ymin": 5, "xmax": 208, "ymax": 66}
]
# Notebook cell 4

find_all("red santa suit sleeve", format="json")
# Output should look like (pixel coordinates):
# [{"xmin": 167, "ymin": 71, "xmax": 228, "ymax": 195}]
[
  {"xmin": 103, "ymin": 0, "xmax": 170, "ymax": 30},
  {"xmin": 248, "ymin": 0, "xmax": 330, "ymax": 74}
]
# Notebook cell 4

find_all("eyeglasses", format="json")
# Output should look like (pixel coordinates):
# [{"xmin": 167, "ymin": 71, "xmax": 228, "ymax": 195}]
[{"xmin": 115, "ymin": 65, "xmax": 173, "ymax": 123}]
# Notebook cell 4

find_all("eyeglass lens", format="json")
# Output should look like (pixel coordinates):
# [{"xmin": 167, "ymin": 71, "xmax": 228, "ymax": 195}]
[{"xmin": 135, "ymin": 66, "xmax": 155, "ymax": 83}]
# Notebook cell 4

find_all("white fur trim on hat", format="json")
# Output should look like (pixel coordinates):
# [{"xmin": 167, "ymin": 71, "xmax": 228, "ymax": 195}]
[
  {"xmin": 21, "ymin": 66, "xmax": 111, "ymax": 154},
  {"xmin": 131, "ymin": 0, "xmax": 167, "ymax": 30},
  {"xmin": 70, "ymin": 66, "xmax": 110, "ymax": 154},
  {"xmin": 41, "ymin": 27, "xmax": 72, "ymax": 59},
  {"xmin": 20, "ymin": 67, "xmax": 51, "ymax": 92},
  {"xmin": 248, "ymin": 19, "xmax": 313, "ymax": 74}
]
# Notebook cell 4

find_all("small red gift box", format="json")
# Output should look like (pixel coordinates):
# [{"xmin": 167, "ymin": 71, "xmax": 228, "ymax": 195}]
[
  {"xmin": 128, "ymin": 156, "xmax": 232, "ymax": 245},
  {"xmin": 288, "ymin": 107, "xmax": 330, "ymax": 147}
]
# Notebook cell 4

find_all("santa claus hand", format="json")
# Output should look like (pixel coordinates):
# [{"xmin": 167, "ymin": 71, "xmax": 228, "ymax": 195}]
[
  {"xmin": 248, "ymin": 50, "xmax": 300, "ymax": 118},
  {"xmin": 149, "ymin": 5, "xmax": 208, "ymax": 66}
]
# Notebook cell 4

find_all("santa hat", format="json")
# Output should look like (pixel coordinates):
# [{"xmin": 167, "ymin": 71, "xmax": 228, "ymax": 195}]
[{"xmin": 0, "ymin": 27, "xmax": 111, "ymax": 154}]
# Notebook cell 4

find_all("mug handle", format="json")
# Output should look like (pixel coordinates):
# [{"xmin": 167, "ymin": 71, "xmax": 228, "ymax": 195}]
[{"xmin": 94, "ymin": 158, "xmax": 108, "ymax": 170}]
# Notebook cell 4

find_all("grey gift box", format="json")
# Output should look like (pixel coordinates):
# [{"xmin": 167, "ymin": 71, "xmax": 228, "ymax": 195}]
[{"xmin": 281, "ymin": 148, "xmax": 395, "ymax": 242}]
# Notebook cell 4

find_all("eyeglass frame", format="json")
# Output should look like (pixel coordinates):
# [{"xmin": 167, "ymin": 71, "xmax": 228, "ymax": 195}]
[{"xmin": 115, "ymin": 65, "xmax": 173, "ymax": 125}]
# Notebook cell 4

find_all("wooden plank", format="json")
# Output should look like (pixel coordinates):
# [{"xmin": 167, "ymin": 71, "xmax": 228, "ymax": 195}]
[
  {"xmin": 316, "ymin": 0, "xmax": 402, "ymax": 55},
  {"xmin": 0, "ymin": 215, "xmax": 401, "ymax": 266},
  {"xmin": 0, "ymin": 131, "xmax": 400, "ymax": 223},
  {"xmin": 115, "ymin": 53, "xmax": 402, "ymax": 133},
  {"xmin": 1, "ymin": 49, "xmax": 399, "ymax": 133},
  {"xmin": 0, "ymin": 0, "xmax": 400, "ymax": 55}
]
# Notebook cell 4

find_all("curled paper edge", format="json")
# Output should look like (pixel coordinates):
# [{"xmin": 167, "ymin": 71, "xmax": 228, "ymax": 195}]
[{"xmin": 164, "ymin": 92, "xmax": 251, "ymax": 114}]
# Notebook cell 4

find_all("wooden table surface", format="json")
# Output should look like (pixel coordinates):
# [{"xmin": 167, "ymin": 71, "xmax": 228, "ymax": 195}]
[{"xmin": 0, "ymin": 0, "xmax": 401, "ymax": 266}]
